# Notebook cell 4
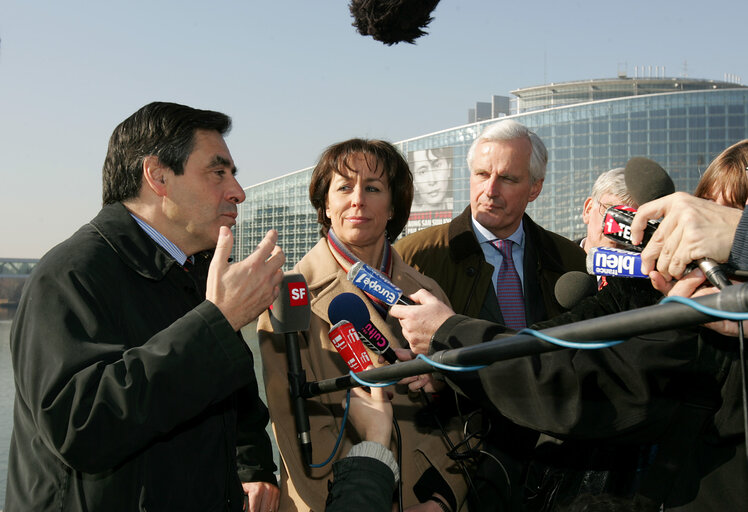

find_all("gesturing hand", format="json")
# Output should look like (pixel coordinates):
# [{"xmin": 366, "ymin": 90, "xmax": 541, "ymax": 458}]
[{"xmin": 207, "ymin": 227, "xmax": 285, "ymax": 331}]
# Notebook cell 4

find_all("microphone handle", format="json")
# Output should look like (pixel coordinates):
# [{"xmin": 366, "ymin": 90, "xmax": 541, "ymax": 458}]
[
  {"xmin": 381, "ymin": 346, "xmax": 399, "ymax": 364},
  {"xmin": 697, "ymin": 258, "xmax": 731, "ymax": 290},
  {"xmin": 397, "ymin": 295, "xmax": 415, "ymax": 306},
  {"xmin": 285, "ymin": 331, "xmax": 313, "ymax": 466},
  {"xmin": 358, "ymin": 330, "xmax": 399, "ymax": 364}
]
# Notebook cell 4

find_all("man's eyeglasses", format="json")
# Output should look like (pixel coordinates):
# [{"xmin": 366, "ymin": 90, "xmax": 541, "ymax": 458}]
[{"xmin": 597, "ymin": 201, "xmax": 616, "ymax": 216}]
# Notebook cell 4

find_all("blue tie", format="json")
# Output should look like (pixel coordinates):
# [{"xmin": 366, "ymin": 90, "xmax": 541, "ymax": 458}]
[{"xmin": 490, "ymin": 240, "xmax": 526, "ymax": 329}]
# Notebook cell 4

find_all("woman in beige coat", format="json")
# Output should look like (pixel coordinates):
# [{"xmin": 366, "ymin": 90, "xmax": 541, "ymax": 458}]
[{"xmin": 258, "ymin": 139, "xmax": 468, "ymax": 512}]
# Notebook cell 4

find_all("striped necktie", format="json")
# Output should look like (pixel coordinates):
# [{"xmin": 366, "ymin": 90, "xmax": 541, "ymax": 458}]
[
  {"xmin": 490, "ymin": 239, "xmax": 526, "ymax": 329},
  {"xmin": 182, "ymin": 257, "xmax": 194, "ymax": 273}
]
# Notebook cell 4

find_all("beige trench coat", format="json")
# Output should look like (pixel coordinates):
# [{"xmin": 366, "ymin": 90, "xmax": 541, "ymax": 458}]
[{"xmin": 258, "ymin": 239, "xmax": 468, "ymax": 511}]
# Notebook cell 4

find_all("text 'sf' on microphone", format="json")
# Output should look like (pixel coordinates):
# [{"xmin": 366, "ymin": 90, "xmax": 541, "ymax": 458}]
[
  {"xmin": 586, "ymin": 247, "xmax": 648, "ymax": 279},
  {"xmin": 329, "ymin": 320, "xmax": 374, "ymax": 373},
  {"xmin": 269, "ymin": 274, "xmax": 311, "ymax": 333},
  {"xmin": 346, "ymin": 261, "xmax": 415, "ymax": 306},
  {"xmin": 270, "ymin": 273, "xmax": 313, "ymax": 465}
]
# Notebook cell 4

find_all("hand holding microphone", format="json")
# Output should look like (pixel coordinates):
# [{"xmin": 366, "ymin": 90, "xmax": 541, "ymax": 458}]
[
  {"xmin": 629, "ymin": 192, "xmax": 742, "ymax": 282},
  {"xmin": 617, "ymin": 158, "xmax": 733, "ymax": 289},
  {"xmin": 600, "ymin": 203, "xmax": 731, "ymax": 289},
  {"xmin": 389, "ymin": 289, "xmax": 455, "ymax": 355}
]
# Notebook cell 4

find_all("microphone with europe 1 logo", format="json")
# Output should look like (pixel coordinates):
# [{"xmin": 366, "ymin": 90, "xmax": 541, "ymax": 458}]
[
  {"xmin": 328, "ymin": 320, "xmax": 375, "ymax": 373},
  {"xmin": 602, "ymin": 204, "xmax": 731, "ymax": 289},
  {"xmin": 346, "ymin": 261, "xmax": 415, "ymax": 306},
  {"xmin": 328, "ymin": 293, "xmax": 399, "ymax": 364},
  {"xmin": 268, "ymin": 273, "xmax": 313, "ymax": 466}
]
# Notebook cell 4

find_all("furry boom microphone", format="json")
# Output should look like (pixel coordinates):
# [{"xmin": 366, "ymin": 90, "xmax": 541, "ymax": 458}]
[{"xmin": 349, "ymin": 0, "xmax": 441, "ymax": 45}]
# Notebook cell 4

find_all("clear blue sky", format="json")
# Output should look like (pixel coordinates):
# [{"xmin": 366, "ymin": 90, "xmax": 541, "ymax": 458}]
[{"xmin": 1, "ymin": 0, "xmax": 746, "ymax": 258}]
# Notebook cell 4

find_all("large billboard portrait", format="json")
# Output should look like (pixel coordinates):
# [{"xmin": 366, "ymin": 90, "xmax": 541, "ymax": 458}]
[{"xmin": 402, "ymin": 146, "xmax": 454, "ymax": 236}]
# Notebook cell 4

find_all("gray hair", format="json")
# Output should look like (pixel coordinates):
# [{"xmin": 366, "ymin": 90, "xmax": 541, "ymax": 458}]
[
  {"xmin": 466, "ymin": 119, "xmax": 548, "ymax": 183},
  {"xmin": 590, "ymin": 167, "xmax": 636, "ymax": 207}
]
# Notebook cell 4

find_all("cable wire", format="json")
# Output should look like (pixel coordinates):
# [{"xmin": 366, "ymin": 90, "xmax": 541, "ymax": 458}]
[
  {"xmin": 308, "ymin": 389, "xmax": 351, "ymax": 468},
  {"xmin": 660, "ymin": 296, "xmax": 748, "ymax": 320},
  {"xmin": 517, "ymin": 328, "xmax": 625, "ymax": 349},
  {"xmin": 349, "ymin": 370, "xmax": 398, "ymax": 387},
  {"xmin": 416, "ymin": 353, "xmax": 486, "ymax": 372}
]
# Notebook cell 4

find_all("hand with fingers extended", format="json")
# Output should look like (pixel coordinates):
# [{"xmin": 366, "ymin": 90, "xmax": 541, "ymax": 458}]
[
  {"xmin": 390, "ymin": 289, "xmax": 455, "ymax": 355},
  {"xmin": 207, "ymin": 227, "xmax": 285, "ymax": 331},
  {"xmin": 630, "ymin": 192, "xmax": 742, "ymax": 281}
]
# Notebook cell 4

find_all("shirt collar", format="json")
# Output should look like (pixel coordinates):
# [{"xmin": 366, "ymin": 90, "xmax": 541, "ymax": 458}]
[
  {"xmin": 129, "ymin": 213, "xmax": 189, "ymax": 266},
  {"xmin": 471, "ymin": 216, "xmax": 525, "ymax": 248}
]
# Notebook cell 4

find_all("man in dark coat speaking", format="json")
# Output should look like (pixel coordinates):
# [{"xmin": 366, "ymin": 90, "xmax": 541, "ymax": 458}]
[{"xmin": 5, "ymin": 102, "xmax": 284, "ymax": 512}]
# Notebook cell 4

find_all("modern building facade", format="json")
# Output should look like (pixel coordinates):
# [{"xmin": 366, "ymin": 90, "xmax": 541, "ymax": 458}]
[{"xmin": 234, "ymin": 76, "xmax": 748, "ymax": 268}]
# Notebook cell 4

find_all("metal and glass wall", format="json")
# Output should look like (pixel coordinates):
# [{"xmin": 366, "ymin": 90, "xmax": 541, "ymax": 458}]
[{"xmin": 235, "ymin": 88, "xmax": 748, "ymax": 268}]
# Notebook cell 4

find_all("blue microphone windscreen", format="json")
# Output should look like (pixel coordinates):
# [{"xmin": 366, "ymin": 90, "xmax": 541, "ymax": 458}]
[{"xmin": 328, "ymin": 292, "xmax": 370, "ymax": 330}]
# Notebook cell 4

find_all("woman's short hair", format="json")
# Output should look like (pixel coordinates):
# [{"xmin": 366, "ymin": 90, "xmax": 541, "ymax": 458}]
[
  {"xmin": 694, "ymin": 139, "xmax": 748, "ymax": 208},
  {"xmin": 309, "ymin": 139, "xmax": 413, "ymax": 242}
]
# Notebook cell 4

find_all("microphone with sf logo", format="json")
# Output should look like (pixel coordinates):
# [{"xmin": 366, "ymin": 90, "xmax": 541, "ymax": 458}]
[{"xmin": 268, "ymin": 273, "xmax": 313, "ymax": 466}]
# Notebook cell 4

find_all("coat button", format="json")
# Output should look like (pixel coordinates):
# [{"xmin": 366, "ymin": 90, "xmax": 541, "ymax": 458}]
[{"xmin": 466, "ymin": 267, "xmax": 476, "ymax": 277}]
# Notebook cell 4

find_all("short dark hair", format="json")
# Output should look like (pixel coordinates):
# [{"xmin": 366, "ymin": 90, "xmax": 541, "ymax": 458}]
[
  {"xmin": 102, "ymin": 102, "xmax": 231, "ymax": 205},
  {"xmin": 309, "ymin": 139, "xmax": 413, "ymax": 242}
]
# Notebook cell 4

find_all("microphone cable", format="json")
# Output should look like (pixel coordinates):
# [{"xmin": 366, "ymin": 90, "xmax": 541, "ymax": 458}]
[
  {"xmin": 308, "ymin": 390, "xmax": 351, "ymax": 469},
  {"xmin": 417, "ymin": 388, "xmax": 480, "ymax": 506}
]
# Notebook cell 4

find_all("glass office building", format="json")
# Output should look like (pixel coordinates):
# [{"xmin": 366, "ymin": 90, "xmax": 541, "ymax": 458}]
[{"xmin": 235, "ymin": 77, "xmax": 748, "ymax": 267}]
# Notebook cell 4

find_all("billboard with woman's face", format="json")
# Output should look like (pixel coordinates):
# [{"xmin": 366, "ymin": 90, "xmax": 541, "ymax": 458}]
[
  {"xmin": 402, "ymin": 146, "xmax": 454, "ymax": 236},
  {"xmin": 410, "ymin": 147, "xmax": 453, "ymax": 211}
]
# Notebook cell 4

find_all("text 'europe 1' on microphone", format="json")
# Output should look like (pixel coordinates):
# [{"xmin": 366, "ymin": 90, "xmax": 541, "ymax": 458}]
[
  {"xmin": 602, "ymin": 204, "xmax": 731, "ymax": 289},
  {"xmin": 346, "ymin": 261, "xmax": 415, "ymax": 306},
  {"xmin": 269, "ymin": 273, "xmax": 313, "ymax": 466},
  {"xmin": 328, "ymin": 292, "xmax": 398, "ymax": 364},
  {"xmin": 328, "ymin": 320, "xmax": 374, "ymax": 373}
]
